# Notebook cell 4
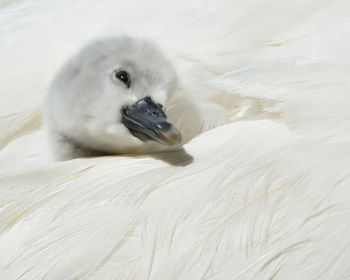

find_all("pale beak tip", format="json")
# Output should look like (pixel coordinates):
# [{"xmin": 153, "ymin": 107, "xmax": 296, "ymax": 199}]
[{"xmin": 159, "ymin": 126, "xmax": 182, "ymax": 145}]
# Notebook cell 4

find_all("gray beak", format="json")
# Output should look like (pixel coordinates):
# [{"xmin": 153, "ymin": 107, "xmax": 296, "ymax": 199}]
[{"xmin": 121, "ymin": 96, "xmax": 181, "ymax": 146}]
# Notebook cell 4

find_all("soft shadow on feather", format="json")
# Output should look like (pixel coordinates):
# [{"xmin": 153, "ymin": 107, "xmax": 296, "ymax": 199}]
[
  {"xmin": 80, "ymin": 148, "xmax": 193, "ymax": 167},
  {"xmin": 150, "ymin": 148, "xmax": 193, "ymax": 166}
]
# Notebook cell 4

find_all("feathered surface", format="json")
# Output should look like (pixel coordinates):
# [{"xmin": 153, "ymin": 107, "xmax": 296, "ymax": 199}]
[{"xmin": 1, "ymin": 0, "xmax": 350, "ymax": 279}]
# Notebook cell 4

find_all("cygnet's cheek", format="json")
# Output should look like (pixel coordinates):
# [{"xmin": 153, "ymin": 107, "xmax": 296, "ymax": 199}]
[
  {"xmin": 122, "ymin": 95, "xmax": 139, "ymax": 108},
  {"xmin": 151, "ymin": 90, "xmax": 167, "ymax": 106},
  {"xmin": 104, "ymin": 123, "xmax": 129, "ymax": 136},
  {"xmin": 104, "ymin": 123, "xmax": 144, "ymax": 145}
]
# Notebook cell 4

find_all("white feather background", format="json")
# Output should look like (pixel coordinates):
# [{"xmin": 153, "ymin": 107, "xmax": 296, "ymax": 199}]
[{"xmin": 1, "ymin": 0, "xmax": 350, "ymax": 279}]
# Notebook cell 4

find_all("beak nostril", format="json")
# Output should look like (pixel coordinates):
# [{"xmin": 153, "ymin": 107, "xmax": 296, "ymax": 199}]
[{"xmin": 121, "ymin": 96, "xmax": 180, "ymax": 145}]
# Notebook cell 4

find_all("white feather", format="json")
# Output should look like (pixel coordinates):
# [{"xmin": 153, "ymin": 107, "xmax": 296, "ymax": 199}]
[{"xmin": 1, "ymin": 0, "xmax": 350, "ymax": 279}]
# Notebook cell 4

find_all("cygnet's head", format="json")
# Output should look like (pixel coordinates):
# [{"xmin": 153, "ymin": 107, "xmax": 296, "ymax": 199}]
[{"xmin": 45, "ymin": 36, "xmax": 181, "ymax": 159}]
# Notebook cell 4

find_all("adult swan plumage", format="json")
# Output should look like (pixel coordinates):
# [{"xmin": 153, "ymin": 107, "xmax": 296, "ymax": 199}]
[{"xmin": 1, "ymin": 0, "xmax": 350, "ymax": 279}]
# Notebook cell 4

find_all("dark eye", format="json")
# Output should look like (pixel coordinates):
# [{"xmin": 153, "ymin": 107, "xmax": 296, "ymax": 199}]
[{"xmin": 114, "ymin": 70, "xmax": 131, "ymax": 88}]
